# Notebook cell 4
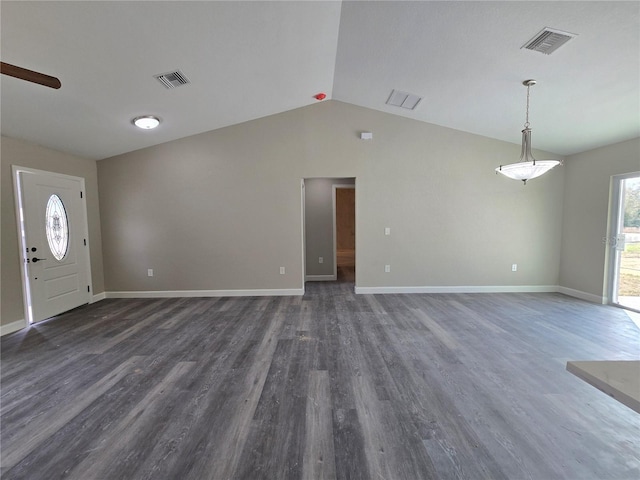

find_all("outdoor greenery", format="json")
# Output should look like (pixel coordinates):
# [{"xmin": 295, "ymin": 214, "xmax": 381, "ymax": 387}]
[
  {"xmin": 619, "ymin": 242, "xmax": 640, "ymax": 296},
  {"xmin": 619, "ymin": 178, "xmax": 640, "ymax": 297},
  {"xmin": 624, "ymin": 180, "xmax": 640, "ymax": 228}
]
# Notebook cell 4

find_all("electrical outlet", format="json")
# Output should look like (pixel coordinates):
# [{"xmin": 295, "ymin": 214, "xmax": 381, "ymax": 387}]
[
  {"xmin": 385, "ymin": 264, "xmax": 391, "ymax": 273},
  {"xmin": 385, "ymin": 227, "xmax": 391, "ymax": 236},
  {"xmin": 280, "ymin": 266, "xmax": 285, "ymax": 275},
  {"xmin": 147, "ymin": 269, "xmax": 154, "ymax": 277},
  {"xmin": 319, "ymin": 257, "xmax": 323, "ymax": 264},
  {"xmin": 511, "ymin": 264, "xmax": 517, "ymax": 272}
]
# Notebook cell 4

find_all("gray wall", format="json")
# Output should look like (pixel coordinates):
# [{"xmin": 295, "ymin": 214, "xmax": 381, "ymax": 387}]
[
  {"xmin": 304, "ymin": 177, "xmax": 355, "ymax": 278},
  {"xmin": 559, "ymin": 137, "xmax": 640, "ymax": 301},
  {"xmin": 98, "ymin": 101, "xmax": 565, "ymax": 293},
  {"xmin": 1, "ymin": 136, "xmax": 105, "ymax": 327},
  {"xmin": 4, "ymin": 101, "xmax": 636, "ymax": 330}
]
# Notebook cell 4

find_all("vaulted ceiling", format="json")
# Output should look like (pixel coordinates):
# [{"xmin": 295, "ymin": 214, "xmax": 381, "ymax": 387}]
[{"xmin": 2, "ymin": 1, "xmax": 638, "ymax": 160}]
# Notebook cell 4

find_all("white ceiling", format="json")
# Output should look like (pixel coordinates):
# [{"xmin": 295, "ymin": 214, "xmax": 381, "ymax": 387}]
[{"xmin": 1, "ymin": 1, "xmax": 638, "ymax": 160}]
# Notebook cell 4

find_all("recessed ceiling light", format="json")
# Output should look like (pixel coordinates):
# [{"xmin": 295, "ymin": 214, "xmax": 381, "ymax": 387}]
[{"xmin": 132, "ymin": 115, "xmax": 161, "ymax": 129}]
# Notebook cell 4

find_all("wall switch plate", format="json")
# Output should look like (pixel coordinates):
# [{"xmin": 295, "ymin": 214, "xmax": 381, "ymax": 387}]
[
  {"xmin": 147, "ymin": 269, "xmax": 154, "ymax": 277},
  {"xmin": 384, "ymin": 227, "xmax": 391, "ymax": 236},
  {"xmin": 511, "ymin": 264, "xmax": 517, "ymax": 272},
  {"xmin": 385, "ymin": 264, "xmax": 391, "ymax": 273},
  {"xmin": 319, "ymin": 257, "xmax": 323, "ymax": 264},
  {"xmin": 280, "ymin": 267, "xmax": 285, "ymax": 275}
]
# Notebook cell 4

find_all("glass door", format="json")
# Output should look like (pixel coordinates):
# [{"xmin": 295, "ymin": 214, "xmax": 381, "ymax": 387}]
[{"xmin": 610, "ymin": 173, "xmax": 640, "ymax": 311}]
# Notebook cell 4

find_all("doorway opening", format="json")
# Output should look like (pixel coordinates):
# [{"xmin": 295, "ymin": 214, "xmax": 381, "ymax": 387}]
[
  {"xmin": 303, "ymin": 177, "xmax": 356, "ymax": 287},
  {"xmin": 608, "ymin": 172, "xmax": 640, "ymax": 312}
]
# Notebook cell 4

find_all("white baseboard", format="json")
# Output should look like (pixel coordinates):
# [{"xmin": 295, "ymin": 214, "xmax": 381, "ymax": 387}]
[
  {"xmin": 354, "ymin": 285, "xmax": 559, "ymax": 295},
  {"xmin": 106, "ymin": 288, "xmax": 305, "ymax": 299},
  {"xmin": 305, "ymin": 275, "xmax": 337, "ymax": 282},
  {"xmin": 557, "ymin": 286, "xmax": 606, "ymax": 304},
  {"xmin": 0, "ymin": 319, "xmax": 27, "ymax": 336},
  {"xmin": 354, "ymin": 285, "xmax": 606, "ymax": 305},
  {"xmin": 0, "ymin": 286, "xmax": 610, "ymax": 336},
  {"xmin": 91, "ymin": 292, "xmax": 106, "ymax": 303}
]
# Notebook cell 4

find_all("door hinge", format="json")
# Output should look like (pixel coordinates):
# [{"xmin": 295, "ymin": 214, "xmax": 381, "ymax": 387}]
[
  {"xmin": 84, "ymin": 238, "xmax": 87, "ymax": 246},
  {"xmin": 87, "ymin": 285, "xmax": 90, "ymax": 292},
  {"xmin": 80, "ymin": 191, "xmax": 83, "ymax": 199}
]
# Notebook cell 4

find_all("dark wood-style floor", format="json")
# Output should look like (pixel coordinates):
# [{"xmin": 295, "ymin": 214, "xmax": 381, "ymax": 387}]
[{"xmin": 2, "ymin": 276, "xmax": 639, "ymax": 479}]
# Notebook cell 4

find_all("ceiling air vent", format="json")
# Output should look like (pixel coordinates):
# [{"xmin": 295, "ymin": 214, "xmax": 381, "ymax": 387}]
[
  {"xmin": 386, "ymin": 89, "xmax": 422, "ymax": 110},
  {"xmin": 154, "ymin": 70, "xmax": 190, "ymax": 89},
  {"xmin": 522, "ymin": 27, "xmax": 577, "ymax": 55}
]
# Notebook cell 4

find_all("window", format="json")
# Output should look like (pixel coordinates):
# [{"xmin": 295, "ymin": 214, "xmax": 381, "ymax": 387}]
[{"xmin": 45, "ymin": 194, "xmax": 69, "ymax": 261}]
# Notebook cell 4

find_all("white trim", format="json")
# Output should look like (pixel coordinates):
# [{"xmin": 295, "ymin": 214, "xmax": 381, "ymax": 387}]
[
  {"xmin": 12, "ymin": 166, "xmax": 31, "ymax": 326},
  {"xmin": 91, "ymin": 292, "xmax": 106, "ymax": 303},
  {"xmin": 0, "ymin": 319, "xmax": 27, "ymax": 336},
  {"xmin": 106, "ymin": 288, "xmax": 304, "ymax": 299},
  {"xmin": 101, "ymin": 286, "xmax": 606, "ymax": 303},
  {"xmin": 557, "ymin": 286, "xmax": 606, "ymax": 304},
  {"xmin": 355, "ymin": 285, "xmax": 559, "ymax": 295},
  {"xmin": 105, "ymin": 285, "xmax": 603, "ymax": 301},
  {"xmin": 332, "ymin": 185, "xmax": 337, "ymax": 280},
  {"xmin": 606, "ymin": 175, "xmax": 623, "ymax": 305},
  {"xmin": 79, "ymin": 177, "xmax": 94, "ymax": 305},
  {"xmin": 301, "ymin": 179, "xmax": 307, "ymax": 291},
  {"xmin": 305, "ymin": 274, "xmax": 337, "ymax": 282}
]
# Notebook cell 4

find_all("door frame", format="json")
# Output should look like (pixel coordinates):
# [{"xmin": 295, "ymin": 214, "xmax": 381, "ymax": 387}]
[
  {"xmin": 300, "ymin": 178, "xmax": 306, "ymax": 292},
  {"xmin": 12, "ymin": 165, "xmax": 93, "ymax": 325},
  {"xmin": 606, "ymin": 171, "xmax": 640, "ymax": 309},
  {"xmin": 333, "ymin": 184, "xmax": 356, "ymax": 281}
]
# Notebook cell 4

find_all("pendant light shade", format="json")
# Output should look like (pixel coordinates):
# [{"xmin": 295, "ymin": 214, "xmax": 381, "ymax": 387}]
[
  {"xmin": 496, "ymin": 159, "xmax": 560, "ymax": 182},
  {"xmin": 496, "ymin": 80, "xmax": 560, "ymax": 184}
]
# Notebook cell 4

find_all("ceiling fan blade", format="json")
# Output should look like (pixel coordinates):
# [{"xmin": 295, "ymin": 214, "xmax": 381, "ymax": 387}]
[{"xmin": 1, "ymin": 62, "xmax": 61, "ymax": 89}]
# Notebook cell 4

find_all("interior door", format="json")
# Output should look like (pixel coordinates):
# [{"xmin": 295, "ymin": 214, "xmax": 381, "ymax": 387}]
[
  {"xmin": 335, "ymin": 187, "xmax": 355, "ymax": 260},
  {"xmin": 334, "ymin": 185, "xmax": 355, "ymax": 281},
  {"xmin": 19, "ymin": 170, "xmax": 90, "ymax": 322}
]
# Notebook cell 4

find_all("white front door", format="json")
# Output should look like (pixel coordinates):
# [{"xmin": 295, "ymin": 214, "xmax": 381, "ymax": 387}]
[{"xmin": 15, "ymin": 168, "xmax": 91, "ymax": 323}]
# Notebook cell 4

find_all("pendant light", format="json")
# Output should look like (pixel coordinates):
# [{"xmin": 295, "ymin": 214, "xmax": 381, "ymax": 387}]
[{"xmin": 495, "ymin": 80, "xmax": 560, "ymax": 184}]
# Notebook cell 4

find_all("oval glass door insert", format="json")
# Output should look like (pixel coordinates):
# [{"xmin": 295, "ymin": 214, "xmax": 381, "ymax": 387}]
[{"xmin": 45, "ymin": 194, "xmax": 69, "ymax": 260}]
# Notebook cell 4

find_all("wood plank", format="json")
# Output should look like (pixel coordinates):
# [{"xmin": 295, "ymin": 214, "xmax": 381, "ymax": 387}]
[
  {"xmin": 302, "ymin": 370, "xmax": 336, "ymax": 480},
  {"xmin": 187, "ymin": 297, "xmax": 290, "ymax": 480},
  {"xmin": 1, "ymin": 290, "xmax": 639, "ymax": 479},
  {"xmin": 1, "ymin": 356, "xmax": 146, "ymax": 469},
  {"xmin": 66, "ymin": 362, "xmax": 195, "ymax": 479}
]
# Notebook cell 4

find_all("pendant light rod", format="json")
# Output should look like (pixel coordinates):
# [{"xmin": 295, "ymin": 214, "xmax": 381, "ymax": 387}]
[
  {"xmin": 520, "ymin": 81, "xmax": 537, "ymax": 166},
  {"xmin": 522, "ymin": 79, "xmax": 536, "ymax": 129},
  {"xmin": 495, "ymin": 79, "xmax": 560, "ymax": 185}
]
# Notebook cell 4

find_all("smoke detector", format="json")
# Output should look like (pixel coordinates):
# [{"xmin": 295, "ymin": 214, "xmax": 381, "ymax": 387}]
[{"xmin": 522, "ymin": 27, "xmax": 577, "ymax": 55}]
